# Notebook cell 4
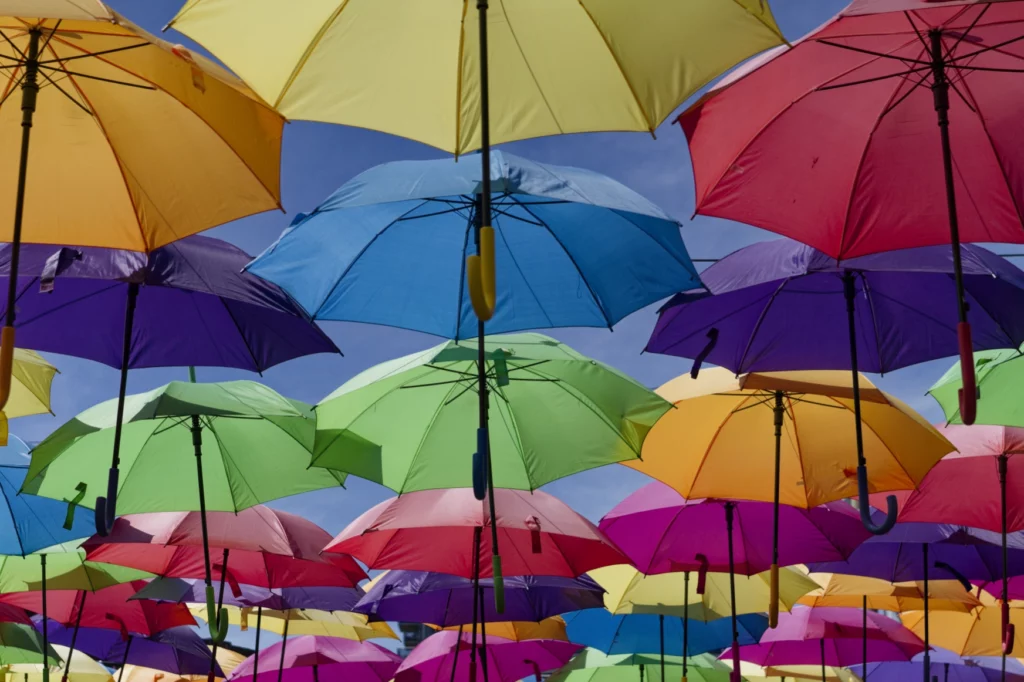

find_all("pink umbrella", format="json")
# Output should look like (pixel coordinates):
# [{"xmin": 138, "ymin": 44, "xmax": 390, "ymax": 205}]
[
  {"xmin": 229, "ymin": 635, "xmax": 401, "ymax": 682},
  {"xmin": 394, "ymin": 630, "xmax": 581, "ymax": 682},
  {"xmin": 83, "ymin": 507, "xmax": 367, "ymax": 588},
  {"xmin": 323, "ymin": 488, "xmax": 626, "ymax": 579},
  {"xmin": 678, "ymin": 0, "xmax": 1024, "ymax": 427}
]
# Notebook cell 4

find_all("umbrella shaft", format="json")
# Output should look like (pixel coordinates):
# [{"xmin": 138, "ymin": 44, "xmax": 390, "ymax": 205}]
[
  {"xmin": 63, "ymin": 591, "xmax": 87, "ymax": 682},
  {"xmin": 726, "ymin": 503, "xmax": 739, "ymax": 681},
  {"xmin": 682, "ymin": 572, "xmax": 689, "ymax": 674},
  {"xmin": 116, "ymin": 637, "xmax": 133, "ymax": 682},
  {"xmin": 208, "ymin": 549, "xmax": 230, "ymax": 682},
  {"xmin": 772, "ymin": 391, "xmax": 783, "ymax": 567},
  {"xmin": 862, "ymin": 595, "xmax": 867, "ymax": 682},
  {"xmin": 191, "ymin": 415, "xmax": 214, "ymax": 585},
  {"xmin": 923, "ymin": 544, "xmax": 930, "ymax": 682},
  {"xmin": 40, "ymin": 554, "xmax": 47, "ymax": 682},
  {"xmin": 110, "ymin": 283, "xmax": 139, "ymax": 470},
  {"xmin": 253, "ymin": 607, "xmax": 262, "ymax": 682},
  {"xmin": 276, "ymin": 617, "xmax": 289, "ymax": 682}
]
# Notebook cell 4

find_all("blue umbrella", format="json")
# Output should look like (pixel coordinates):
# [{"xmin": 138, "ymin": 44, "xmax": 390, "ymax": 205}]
[{"xmin": 0, "ymin": 465, "xmax": 93, "ymax": 555}]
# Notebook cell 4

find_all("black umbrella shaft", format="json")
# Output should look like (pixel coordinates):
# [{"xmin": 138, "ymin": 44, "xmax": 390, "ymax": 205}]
[
  {"xmin": 772, "ymin": 391, "xmax": 783, "ymax": 568},
  {"xmin": 1002, "ymin": 454, "xmax": 1009, "ymax": 607},
  {"xmin": 682, "ymin": 572, "xmax": 689, "ymax": 676},
  {"xmin": 726, "ymin": 503, "xmax": 739, "ymax": 680},
  {"xmin": 191, "ymin": 415, "xmax": 214, "ymax": 586},
  {"xmin": 478, "ymin": 582, "xmax": 490, "ymax": 682},
  {"xmin": 923, "ymin": 544, "xmax": 930, "ymax": 682},
  {"xmin": 6, "ymin": 27, "xmax": 42, "ymax": 327},
  {"xmin": 110, "ymin": 283, "xmax": 139, "ymax": 470},
  {"xmin": 659, "ymin": 614, "xmax": 665, "ymax": 682},
  {"xmin": 41, "ymin": 553, "xmax": 48, "ymax": 682},
  {"xmin": 276, "ymin": 616, "xmax": 289, "ymax": 682},
  {"xmin": 253, "ymin": 606, "xmax": 262, "ymax": 682},
  {"xmin": 208, "ymin": 549, "xmax": 230, "ymax": 682},
  {"xmin": 116, "ymin": 636, "xmax": 133, "ymax": 682},
  {"xmin": 862, "ymin": 595, "xmax": 867, "ymax": 682},
  {"xmin": 469, "ymin": 526, "xmax": 482, "ymax": 682},
  {"xmin": 63, "ymin": 590, "xmax": 87, "ymax": 682},
  {"xmin": 450, "ymin": 623, "xmax": 465, "ymax": 682},
  {"xmin": 820, "ymin": 638, "xmax": 826, "ymax": 682}
]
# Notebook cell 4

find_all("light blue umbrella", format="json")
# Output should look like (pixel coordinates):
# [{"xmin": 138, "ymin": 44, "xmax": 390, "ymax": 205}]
[
  {"xmin": 0, "ymin": 464, "xmax": 92, "ymax": 555},
  {"xmin": 246, "ymin": 151, "xmax": 701, "ymax": 340}
]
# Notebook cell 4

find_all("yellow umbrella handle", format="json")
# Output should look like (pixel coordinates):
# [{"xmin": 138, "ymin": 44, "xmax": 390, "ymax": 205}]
[
  {"xmin": 769, "ymin": 563, "xmax": 779, "ymax": 628},
  {"xmin": 467, "ymin": 226, "xmax": 496, "ymax": 321},
  {"xmin": 0, "ymin": 326, "xmax": 15, "ymax": 411}
]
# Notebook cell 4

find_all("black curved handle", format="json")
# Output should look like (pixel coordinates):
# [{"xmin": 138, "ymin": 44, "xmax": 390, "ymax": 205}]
[
  {"xmin": 472, "ymin": 427, "xmax": 487, "ymax": 501},
  {"xmin": 690, "ymin": 328, "xmax": 719, "ymax": 380},
  {"xmin": 933, "ymin": 561, "xmax": 972, "ymax": 592},
  {"xmin": 94, "ymin": 467, "xmax": 119, "ymax": 537},
  {"xmin": 858, "ymin": 465, "xmax": 896, "ymax": 535}
]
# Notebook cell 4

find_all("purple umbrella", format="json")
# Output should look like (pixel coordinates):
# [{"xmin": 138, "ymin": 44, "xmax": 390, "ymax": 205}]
[
  {"xmin": 0, "ymin": 237, "xmax": 339, "ymax": 536},
  {"xmin": 599, "ymin": 484, "xmax": 869, "ymax": 681},
  {"xmin": 353, "ymin": 571, "xmax": 604, "ymax": 626},
  {"xmin": 647, "ymin": 241, "xmax": 1024, "ymax": 531},
  {"xmin": 229, "ymin": 635, "xmax": 401, "ymax": 682},
  {"xmin": 394, "ymin": 631, "xmax": 580, "ymax": 682},
  {"xmin": 851, "ymin": 650, "xmax": 1024, "ymax": 682},
  {"xmin": 133, "ymin": 578, "xmax": 363, "ymax": 612}
]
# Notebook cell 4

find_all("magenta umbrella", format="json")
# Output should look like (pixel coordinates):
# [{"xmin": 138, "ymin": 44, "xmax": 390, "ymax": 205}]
[
  {"xmin": 599, "ymin": 482, "xmax": 869, "ymax": 681},
  {"xmin": 394, "ymin": 630, "xmax": 580, "ymax": 682},
  {"xmin": 734, "ymin": 606, "xmax": 926, "ymax": 681},
  {"xmin": 678, "ymin": 0, "xmax": 1024, "ymax": 427},
  {"xmin": 229, "ymin": 636, "xmax": 401, "ymax": 682}
]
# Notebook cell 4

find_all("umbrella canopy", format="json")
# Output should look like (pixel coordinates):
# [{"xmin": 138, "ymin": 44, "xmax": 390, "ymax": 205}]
[
  {"xmin": 932, "ymin": 352, "xmax": 1024, "ymax": 426},
  {"xmin": 799, "ymin": 573, "xmax": 981, "ymax": 612},
  {"xmin": 324, "ymin": 488, "xmax": 626, "ymax": 579},
  {"xmin": 0, "ymin": 623, "xmax": 60, "ymax": 665},
  {"xmin": 0, "ymin": 465, "xmax": 95, "ymax": 556},
  {"xmin": 354, "ymin": 570, "xmax": 604, "ymax": 626},
  {"xmin": 598, "ymin": 483, "xmax": 869, "ymax": 576},
  {"xmin": 117, "ymin": 646, "xmax": 246, "ymax": 682},
  {"xmin": 189, "ymin": 606, "xmax": 396, "ymax": 641},
  {"xmin": 435, "ymin": 618, "xmax": 568, "ymax": 642},
  {"xmin": 561, "ymin": 608, "xmax": 767, "ymax": 656},
  {"xmin": 133, "ymin": 579, "xmax": 363, "ymax": 613},
  {"xmin": 394, "ymin": 631, "xmax": 579, "ymax": 682},
  {"xmin": 0, "ymin": 550, "xmax": 149, "ymax": 593},
  {"xmin": 902, "ymin": 592, "xmax": 1024, "ymax": 656},
  {"xmin": 852, "ymin": 650, "xmax": 1024, "ymax": 682},
  {"xmin": 245, "ymin": 153, "xmax": 701, "ymax": 340},
  {"xmin": 736, "ymin": 607, "xmax": 925, "ymax": 667},
  {"xmin": 7, "ymin": 645, "xmax": 112, "ymax": 682},
  {"xmin": 647, "ymin": 241, "xmax": 1024, "ymax": 375},
  {"xmin": 229, "ymin": 636, "xmax": 401, "ymax": 682},
  {"xmin": 167, "ymin": 1, "xmax": 783, "ymax": 155},
  {"xmin": 0, "ymin": 581, "xmax": 195, "ymax": 636},
  {"xmin": 0, "ymin": 238, "xmax": 338, "ymax": 372},
  {"xmin": 0, "ymin": 350, "xmax": 57, "ymax": 417},
  {"xmin": 548, "ymin": 650, "xmax": 732, "ymax": 682},
  {"xmin": 23, "ymin": 381, "xmax": 346, "ymax": 515},
  {"xmin": 81, "ymin": 509, "xmax": 366, "ymax": 588},
  {"xmin": 590, "ymin": 564, "xmax": 819, "ymax": 619},
  {"xmin": 310, "ymin": 333, "xmax": 671, "ymax": 492}
]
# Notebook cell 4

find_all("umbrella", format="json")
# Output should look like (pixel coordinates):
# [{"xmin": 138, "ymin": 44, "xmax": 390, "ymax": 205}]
[
  {"xmin": 931, "ymin": 351, "xmax": 1024, "ymax": 427},
  {"xmin": 0, "ymin": 237, "xmax": 339, "ymax": 534},
  {"xmin": 324, "ymin": 487, "xmax": 627, "ymax": 579},
  {"xmin": 117, "ymin": 646, "xmax": 247, "ymax": 682},
  {"xmin": 353, "ymin": 570, "xmax": 605, "ymax": 626},
  {"xmin": 677, "ymin": 0, "xmax": 1024, "ymax": 424},
  {"xmin": 625, "ymin": 368, "xmax": 949, "ymax": 617},
  {"xmin": 878, "ymin": 425, "xmax": 1024, "ymax": 652},
  {"xmin": 189, "ymin": 606, "xmax": 396, "ymax": 641},
  {"xmin": 394, "ymin": 631, "xmax": 579, "ymax": 682},
  {"xmin": 23, "ymin": 380, "xmax": 349, "ymax": 643},
  {"xmin": 902, "ymin": 590, "xmax": 1024, "ymax": 657},
  {"xmin": 799, "ymin": 572, "xmax": 981, "ymax": 612},
  {"xmin": 547, "ymin": 649, "xmax": 733, "ymax": 682},
  {"xmin": 0, "ymin": 3, "xmax": 285, "ymax": 416},
  {"xmin": 755, "ymin": 664, "xmax": 861, "ymax": 682},
  {"xmin": 0, "ymin": 350, "xmax": 57, "ymax": 443},
  {"xmin": 852, "ymin": 650, "xmax": 1024, "ymax": 682},
  {"xmin": 0, "ymin": 622, "xmax": 60, "ymax": 666},
  {"xmin": 7, "ymin": 644, "xmax": 113, "ymax": 682},
  {"xmin": 435, "ymin": 619, "xmax": 569, "ymax": 643},
  {"xmin": 644, "ymin": 240, "xmax": 1024, "ymax": 535},
  {"xmin": 229, "ymin": 636, "xmax": 401, "ymax": 682},
  {"xmin": 81, "ymin": 509, "xmax": 366, "ymax": 589},
  {"xmin": 132, "ymin": 578, "xmax": 362, "ymax": 613}
]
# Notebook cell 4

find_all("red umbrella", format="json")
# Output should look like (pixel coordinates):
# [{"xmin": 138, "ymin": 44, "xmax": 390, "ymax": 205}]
[
  {"xmin": 878, "ymin": 424, "xmax": 1024, "ymax": 654},
  {"xmin": 82, "ymin": 506, "xmax": 367, "ymax": 588},
  {"xmin": 323, "ymin": 488, "xmax": 627, "ymax": 579},
  {"xmin": 678, "ymin": 0, "xmax": 1024, "ymax": 433}
]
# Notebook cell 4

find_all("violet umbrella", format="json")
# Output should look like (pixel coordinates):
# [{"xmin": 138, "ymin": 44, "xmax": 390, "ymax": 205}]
[
  {"xmin": 599, "ymin": 483, "xmax": 868, "ymax": 682},
  {"xmin": 394, "ymin": 630, "xmax": 580, "ymax": 682},
  {"xmin": 228, "ymin": 635, "xmax": 401, "ymax": 682},
  {"xmin": 851, "ymin": 650, "xmax": 1024, "ymax": 682},
  {"xmin": 0, "ymin": 237, "xmax": 339, "ymax": 537},
  {"xmin": 645, "ymin": 240, "xmax": 1024, "ymax": 535}
]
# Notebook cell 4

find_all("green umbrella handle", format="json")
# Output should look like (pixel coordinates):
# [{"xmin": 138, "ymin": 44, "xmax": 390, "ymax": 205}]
[
  {"xmin": 492, "ymin": 554, "xmax": 504, "ymax": 613},
  {"xmin": 63, "ymin": 482, "xmax": 87, "ymax": 530},
  {"xmin": 205, "ymin": 584, "xmax": 228, "ymax": 644}
]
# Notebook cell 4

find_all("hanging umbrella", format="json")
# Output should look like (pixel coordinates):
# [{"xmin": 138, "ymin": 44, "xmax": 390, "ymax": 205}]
[
  {"xmin": 0, "ymin": 4, "xmax": 285, "ymax": 418},
  {"xmin": 81, "ymin": 509, "xmax": 365, "ymax": 589},
  {"xmin": 323, "ymin": 487, "xmax": 627, "ymax": 579},
  {"xmin": 902, "ymin": 590, "xmax": 1024, "ymax": 657},
  {"xmin": 547, "ymin": 649, "xmax": 733, "ymax": 682},
  {"xmin": 0, "ymin": 622, "xmax": 60, "ymax": 665},
  {"xmin": 229, "ymin": 636, "xmax": 401, "ymax": 682},
  {"xmin": 133, "ymin": 578, "xmax": 363, "ymax": 614},
  {"xmin": 23, "ymin": 380, "xmax": 348, "ymax": 644},
  {"xmin": 354, "ymin": 570, "xmax": 604, "ymax": 626},
  {"xmin": 752, "ymin": 663, "xmax": 860, "ymax": 682},
  {"xmin": 931, "ymin": 352, "xmax": 1024, "ymax": 427},
  {"xmin": 0, "ymin": 350, "xmax": 58, "ymax": 443},
  {"xmin": 117, "ymin": 646, "xmax": 247, "ymax": 682},
  {"xmin": 394, "ymin": 631, "xmax": 579, "ymax": 682},
  {"xmin": 0, "ymin": 237, "xmax": 338, "ymax": 536},
  {"xmin": 435, "ymin": 618, "xmax": 569, "ymax": 643},
  {"xmin": 7, "ymin": 644, "xmax": 113, "ymax": 682},
  {"xmin": 189, "ymin": 606, "xmax": 396, "ymax": 641},
  {"xmin": 625, "ymin": 367, "xmax": 949, "ymax": 620},
  {"xmin": 799, "ymin": 572, "xmax": 981, "ymax": 612},
  {"xmin": 852, "ymin": 651, "xmax": 1024, "ymax": 682}
]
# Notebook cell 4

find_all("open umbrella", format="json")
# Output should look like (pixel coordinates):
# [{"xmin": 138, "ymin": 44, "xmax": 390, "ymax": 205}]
[
  {"xmin": 23, "ymin": 380, "xmax": 347, "ymax": 644},
  {"xmin": 0, "ymin": 622, "xmax": 60, "ymax": 666},
  {"xmin": 902, "ymin": 590, "xmax": 1024, "ymax": 657},
  {"xmin": 0, "ymin": 3, "xmax": 284, "ymax": 417},
  {"xmin": 799, "ymin": 572, "xmax": 981, "ymax": 612},
  {"xmin": 229, "ymin": 636, "xmax": 401, "ymax": 682},
  {"xmin": 626, "ymin": 368, "xmax": 949, "ymax": 619},
  {"xmin": 394, "ymin": 631, "xmax": 579, "ymax": 682},
  {"xmin": 851, "ymin": 650, "xmax": 1024, "ymax": 682},
  {"xmin": 7, "ymin": 644, "xmax": 113, "ymax": 682},
  {"xmin": 931, "ymin": 351, "xmax": 1024, "ymax": 427},
  {"xmin": 435, "ymin": 619, "xmax": 569, "ymax": 643},
  {"xmin": 0, "ymin": 350, "xmax": 57, "ymax": 444},
  {"xmin": 548, "ymin": 649, "xmax": 733, "ymax": 682},
  {"xmin": 117, "ymin": 646, "xmax": 247, "ymax": 682},
  {"xmin": 189, "ymin": 606, "xmax": 395, "ymax": 641},
  {"xmin": 0, "ymin": 237, "xmax": 338, "ymax": 535},
  {"xmin": 133, "ymin": 579, "xmax": 362, "ymax": 614},
  {"xmin": 354, "ymin": 570, "xmax": 604, "ymax": 626}
]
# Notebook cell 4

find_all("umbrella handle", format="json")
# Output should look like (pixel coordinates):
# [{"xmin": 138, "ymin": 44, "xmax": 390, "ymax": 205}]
[
  {"xmin": 492, "ymin": 554, "xmax": 504, "ymax": 613},
  {"xmin": 94, "ymin": 468, "xmax": 119, "ymax": 537},
  {"xmin": 857, "ymin": 465, "xmax": 896, "ymax": 535},
  {"xmin": 958, "ymin": 322, "xmax": 977, "ymax": 425},
  {"xmin": 933, "ymin": 561, "xmax": 971, "ymax": 592},
  {"xmin": 105, "ymin": 613, "xmax": 130, "ymax": 641},
  {"xmin": 472, "ymin": 428, "xmax": 488, "ymax": 501},
  {"xmin": 62, "ymin": 482, "xmax": 87, "ymax": 530},
  {"xmin": 467, "ymin": 226, "xmax": 496, "ymax": 321},
  {"xmin": 205, "ymin": 585, "xmax": 228, "ymax": 644},
  {"xmin": 689, "ymin": 328, "xmax": 718, "ymax": 380},
  {"xmin": 524, "ymin": 659, "xmax": 541, "ymax": 682},
  {"xmin": 0, "ymin": 326, "xmax": 14, "ymax": 411},
  {"xmin": 1004, "ymin": 601, "xmax": 1015, "ymax": 655},
  {"xmin": 695, "ymin": 554, "xmax": 709, "ymax": 595},
  {"xmin": 769, "ymin": 563, "xmax": 779, "ymax": 628}
]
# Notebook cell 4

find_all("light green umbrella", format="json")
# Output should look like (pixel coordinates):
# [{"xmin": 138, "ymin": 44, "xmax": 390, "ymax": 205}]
[
  {"xmin": 21, "ymin": 379, "xmax": 346, "ymax": 644},
  {"xmin": 548, "ymin": 650, "xmax": 732, "ymax": 682},
  {"xmin": 929, "ymin": 347, "xmax": 1024, "ymax": 424},
  {"xmin": 0, "ymin": 623, "xmax": 61, "ymax": 667}
]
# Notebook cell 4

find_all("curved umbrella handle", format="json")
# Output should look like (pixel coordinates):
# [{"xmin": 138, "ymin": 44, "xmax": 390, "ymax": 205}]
[
  {"xmin": 62, "ymin": 482, "xmax": 87, "ymax": 530},
  {"xmin": 94, "ymin": 468, "xmax": 119, "ymax": 537},
  {"xmin": 472, "ymin": 428, "xmax": 488, "ymax": 502},
  {"xmin": 0, "ymin": 326, "xmax": 15, "ymax": 411},
  {"xmin": 933, "ymin": 561, "xmax": 972, "ymax": 592},
  {"xmin": 769, "ymin": 563, "xmax": 779, "ymax": 628},
  {"xmin": 105, "ymin": 613, "xmax": 130, "ymax": 642},
  {"xmin": 524, "ymin": 659, "xmax": 541, "ymax": 682},
  {"xmin": 1004, "ymin": 601, "xmax": 1015, "ymax": 655},
  {"xmin": 213, "ymin": 562, "xmax": 242, "ymax": 599},
  {"xmin": 467, "ymin": 226, "xmax": 496, "ymax": 321},
  {"xmin": 958, "ymin": 322, "xmax": 977, "ymax": 425},
  {"xmin": 492, "ymin": 554, "xmax": 505, "ymax": 613},
  {"xmin": 857, "ymin": 466, "xmax": 896, "ymax": 535},
  {"xmin": 205, "ymin": 584, "xmax": 228, "ymax": 644},
  {"xmin": 689, "ymin": 328, "xmax": 718, "ymax": 380}
]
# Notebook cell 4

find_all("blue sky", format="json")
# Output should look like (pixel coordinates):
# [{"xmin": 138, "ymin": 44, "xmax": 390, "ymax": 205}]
[{"xmin": 6, "ymin": 0, "xmax": 983, "ymax": 650}]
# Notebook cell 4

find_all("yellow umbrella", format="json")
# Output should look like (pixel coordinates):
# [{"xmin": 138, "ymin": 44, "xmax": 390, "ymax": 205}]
[
  {"xmin": 627, "ymin": 368, "xmax": 953, "ymax": 625},
  {"xmin": 189, "ymin": 605, "xmax": 397, "ymax": 641},
  {"xmin": 0, "ymin": 2, "xmax": 284, "ymax": 411},
  {"xmin": 902, "ymin": 591, "xmax": 1024, "ymax": 656},
  {"xmin": 115, "ymin": 646, "xmax": 246, "ymax": 682},
  {"xmin": 728, "ymin": 661, "xmax": 861, "ymax": 682},
  {"xmin": 800, "ymin": 572, "xmax": 981, "ymax": 613},
  {"xmin": 0, "ymin": 349, "xmax": 57, "ymax": 444},
  {"xmin": 6, "ymin": 645, "xmax": 111, "ymax": 682},
  {"xmin": 435, "ymin": 617, "xmax": 568, "ymax": 642}
]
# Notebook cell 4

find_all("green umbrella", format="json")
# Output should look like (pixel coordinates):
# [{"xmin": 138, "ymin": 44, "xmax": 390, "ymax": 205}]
[
  {"xmin": 548, "ymin": 650, "xmax": 732, "ymax": 682},
  {"xmin": 0, "ymin": 623, "xmax": 61, "ymax": 667},
  {"xmin": 929, "ymin": 346, "xmax": 1024, "ymax": 425},
  {"xmin": 312, "ymin": 332, "xmax": 671, "ymax": 492},
  {"xmin": 21, "ymin": 379, "xmax": 346, "ymax": 644}
]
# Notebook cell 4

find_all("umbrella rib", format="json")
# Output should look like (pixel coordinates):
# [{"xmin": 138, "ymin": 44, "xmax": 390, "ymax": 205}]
[
  {"xmin": 817, "ymin": 66, "xmax": 930, "ymax": 91},
  {"xmin": 496, "ymin": 0, "xmax": 564, "ymax": 136},
  {"xmin": 487, "ymin": 392, "xmax": 530, "ymax": 487},
  {"xmin": 843, "ymin": 397, "xmax": 918, "ymax": 494},
  {"xmin": 216, "ymin": 297, "xmax": 264, "ymax": 373},
  {"xmin": 606, "ymin": 208, "xmax": 703, "ymax": 283},
  {"xmin": 857, "ymin": 273, "xmax": 888, "ymax": 374},
  {"xmin": 35, "ymin": 68, "xmax": 92, "ymax": 115},
  {"xmin": 35, "ymin": 42, "xmax": 150, "ymax": 65},
  {"xmin": 490, "ymin": 211, "xmax": 557, "ymax": 328},
  {"xmin": 734, "ymin": 278, "xmax": 792, "ymax": 372},
  {"xmin": 36, "ymin": 64, "xmax": 155, "ymax": 90},
  {"xmin": 815, "ymin": 39, "xmax": 931, "ymax": 66}
]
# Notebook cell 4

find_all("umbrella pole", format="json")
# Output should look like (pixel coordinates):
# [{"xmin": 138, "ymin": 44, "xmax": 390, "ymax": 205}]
[
  {"xmin": 659, "ymin": 614, "xmax": 665, "ymax": 682},
  {"xmin": 190, "ymin": 400, "xmax": 227, "ymax": 645},
  {"xmin": 843, "ymin": 271, "xmax": 896, "ymax": 534},
  {"xmin": 0, "ymin": 26, "xmax": 43, "ymax": 414},
  {"xmin": 253, "ymin": 606, "xmax": 262, "ymax": 682},
  {"xmin": 682, "ymin": 572, "xmax": 689, "ymax": 682},
  {"xmin": 116, "ymin": 636, "xmax": 133, "ymax": 682},
  {"xmin": 276, "ymin": 614, "xmax": 289, "ymax": 682},
  {"xmin": 62, "ymin": 590, "xmax": 87, "ymax": 682},
  {"xmin": 927, "ymin": 28, "xmax": 976, "ymax": 425},
  {"xmin": 478, "ymin": 583, "xmax": 490, "ymax": 682},
  {"xmin": 923, "ymin": 544, "xmax": 930, "ymax": 682},
  {"xmin": 726, "ymin": 503, "xmax": 740, "ymax": 682},
  {"xmin": 770, "ymin": 390, "xmax": 784, "ymax": 629},
  {"xmin": 862, "ymin": 595, "xmax": 867, "ymax": 682},
  {"xmin": 40, "ymin": 554, "xmax": 48, "ymax": 682},
  {"xmin": 208, "ymin": 548, "xmax": 230, "ymax": 682},
  {"xmin": 1001, "ymin": 454, "xmax": 1014, "ymax": 663},
  {"xmin": 820, "ymin": 638, "xmax": 826, "ymax": 682},
  {"xmin": 450, "ymin": 623, "xmax": 465, "ymax": 682},
  {"xmin": 469, "ymin": 527, "xmax": 482, "ymax": 682},
  {"xmin": 95, "ymin": 282, "xmax": 139, "ymax": 537}
]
